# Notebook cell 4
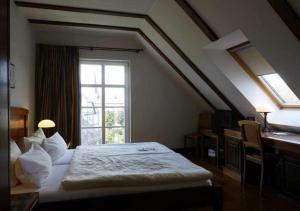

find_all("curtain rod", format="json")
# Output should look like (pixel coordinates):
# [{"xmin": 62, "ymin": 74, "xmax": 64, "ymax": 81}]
[{"xmin": 79, "ymin": 46, "xmax": 143, "ymax": 53}]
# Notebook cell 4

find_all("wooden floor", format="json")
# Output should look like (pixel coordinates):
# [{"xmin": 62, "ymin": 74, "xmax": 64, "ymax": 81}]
[{"xmin": 182, "ymin": 153, "xmax": 300, "ymax": 211}]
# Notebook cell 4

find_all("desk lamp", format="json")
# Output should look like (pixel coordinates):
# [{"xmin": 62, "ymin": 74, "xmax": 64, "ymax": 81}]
[{"xmin": 256, "ymin": 106, "xmax": 272, "ymax": 132}]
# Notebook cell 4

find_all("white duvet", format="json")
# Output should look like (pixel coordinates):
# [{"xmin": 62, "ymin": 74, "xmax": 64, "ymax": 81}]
[{"xmin": 62, "ymin": 142, "xmax": 212, "ymax": 190}]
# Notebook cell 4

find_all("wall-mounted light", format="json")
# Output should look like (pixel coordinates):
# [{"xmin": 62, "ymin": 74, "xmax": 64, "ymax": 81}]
[{"xmin": 38, "ymin": 119, "xmax": 55, "ymax": 128}]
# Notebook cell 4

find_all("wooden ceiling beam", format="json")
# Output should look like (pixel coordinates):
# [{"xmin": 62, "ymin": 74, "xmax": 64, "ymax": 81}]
[
  {"xmin": 17, "ymin": 1, "xmax": 244, "ymax": 116},
  {"xmin": 174, "ymin": 0, "xmax": 218, "ymax": 41},
  {"xmin": 29, "ymin": 19, "xmax": 217, "ymax": 110}
]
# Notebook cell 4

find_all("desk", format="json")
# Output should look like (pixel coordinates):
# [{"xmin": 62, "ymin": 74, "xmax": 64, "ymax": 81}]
[
  {"xmin": 223, "ymin": 129, "xmax": 300, "ymax": 200},
  {"xmin": 184, "ymin": 129, "xmax": 220, "ymax": 166},
  {"xmin": 224, "ymin": 129, "xmax": 300, "ymax": 154}
]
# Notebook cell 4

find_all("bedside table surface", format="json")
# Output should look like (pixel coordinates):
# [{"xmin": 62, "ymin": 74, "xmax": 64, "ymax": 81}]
[{"xmin": 11, "ymin": 192, "xmax": 39, "ymax": 211}]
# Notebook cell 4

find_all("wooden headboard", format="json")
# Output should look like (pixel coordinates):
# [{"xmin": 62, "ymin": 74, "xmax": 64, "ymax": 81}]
[{"xmin": 10, "ymin": 107, "xmax": 29, "ymax": 141}]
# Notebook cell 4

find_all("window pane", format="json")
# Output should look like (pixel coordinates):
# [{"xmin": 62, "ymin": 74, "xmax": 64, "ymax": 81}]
[
  {"xmin": 105, "ymin": 108, "xmax": 125, "ymax": 127},
  {"xmin": 105, "ymin": 65, "xmax": 125, "ymax": 85},
  {"xmin": 105, "ymin": 127, "xmax": 125, "ymax": 144},
  {"xmin": 81, "ymin": 128, "xmax": 102, "ymax": 145},
  {"xmin": 105, "ymin": 88, "xmax": 124, "ymax": 107},
  {"xmin": 260, "ymin": 73, "xmax": 300, "ymax": 104},
  {"xmin": 80, "ymin": 64, "xmax": 102, "ymax": 84},
  {"xmin": 81, "ymin": 87, "xmax": 102, "ymax": 107},
  {"xmin": 81, "ymin": 108, "xmax": 102, "ymax": 127}
]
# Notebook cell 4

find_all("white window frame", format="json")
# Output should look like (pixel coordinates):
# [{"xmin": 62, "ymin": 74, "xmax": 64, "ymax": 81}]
[
  {"xmin": 259, "ymin": 73, "xmax": 300, "ymax": 106},
  {"xmin": 80, "ymin": 59, "xmax": 131, "ymax": 144}
]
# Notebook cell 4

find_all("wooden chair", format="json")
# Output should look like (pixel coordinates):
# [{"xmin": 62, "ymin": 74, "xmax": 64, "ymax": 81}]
[
  {"xmin": 238, "ymin": 120, "xmax": 264, "ymax": 193},
  {"xmin": 184, "ymin": 112, "xmax": 213, "ymax": 158}
]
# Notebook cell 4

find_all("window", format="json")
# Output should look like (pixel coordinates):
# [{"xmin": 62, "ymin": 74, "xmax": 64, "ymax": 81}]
[
  {"xmin": 259, "ymin": 73, "xmax": 300, "ymax": 105},
  {"xmin": 229, "ymin": 43, "xmax": 300, "ymax": 108},
  {"xmin": 80, "ymin": 60, "xmax": 130, "ymax": 145}
]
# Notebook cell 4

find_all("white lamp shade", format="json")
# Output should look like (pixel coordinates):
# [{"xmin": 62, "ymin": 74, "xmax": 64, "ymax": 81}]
[
  {"xmin": 255, "ymin": 105, "xmax": 273, "ymax": 113},
  {"xmin": 38, "ymin": 119, "xmax": 55, "ymax": 128}
]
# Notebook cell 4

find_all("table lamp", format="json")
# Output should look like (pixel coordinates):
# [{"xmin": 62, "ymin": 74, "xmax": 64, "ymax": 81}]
[
  {"xmin": 255, "ymin": 106, "xmax": 271, "ymax": 132},
  {"xmin": 38, "ymin": 119, "xmax": 55, "ymax": 128}
]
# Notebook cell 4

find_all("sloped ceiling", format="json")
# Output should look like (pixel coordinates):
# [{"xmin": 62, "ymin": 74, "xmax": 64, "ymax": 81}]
[
  {"xmin": 14, "ymin": 0, "xmax": 300, "ymax": 126},
  {"xmin": 188, "ymin": 0, "xmax": 300, "ymax": 100},
  {"xmin": 14, "ymin": 0, "xmax": 234, "ymax": 115}
]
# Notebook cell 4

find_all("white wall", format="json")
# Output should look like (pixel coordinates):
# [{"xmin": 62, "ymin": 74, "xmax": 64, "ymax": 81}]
[
  {"xmin": 188, "ymin": 0, "xmax": 300, "ymax": 105},
  {"xmin": 148, "ymin": 0, "xmax": 300, "ymax": 130},
  {"xmin": 35, "ymin": 28, "xmax": 208, "ymax": 148},
  {"xmin": 10, "ymin": 3, "xmax": 35, "ymax": 134}
]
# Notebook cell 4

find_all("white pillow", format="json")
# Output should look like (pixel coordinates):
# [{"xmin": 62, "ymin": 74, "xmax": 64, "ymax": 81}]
[
  {"xmin": 32, "ymin": 128, "xmax": 46, "ymax": 139},
  {"xmin": 15, "ymin": 144, "xmax": 52, "ymax": 188},
  {"xmin": 10, "ymin": 140, "xmax": 22, "ymax": 186},
  {"xmin": 53, "ymin": 149, "xmax": 75, "ymax": 165},
  {"xmin": 42, "ymin": 132, "xmax": 67, "ymax": 162},
  {"xmin": 23, "ymin": 128, "xmax": 46, "ymax": 152}
]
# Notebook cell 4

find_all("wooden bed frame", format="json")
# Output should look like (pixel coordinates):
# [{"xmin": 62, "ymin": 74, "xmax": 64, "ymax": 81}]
[
  {"xmin": 10, "ymin": 107, "xmax": 223, "ymax": 211},
  {"xmin": 10, "ymin": 107, "xmax": 29, "ymax": 141}
]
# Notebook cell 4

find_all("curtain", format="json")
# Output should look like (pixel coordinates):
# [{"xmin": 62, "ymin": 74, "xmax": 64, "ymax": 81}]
[{"xmin": 35, "ymin": 44, "xmax": 80, "ymax": 148}]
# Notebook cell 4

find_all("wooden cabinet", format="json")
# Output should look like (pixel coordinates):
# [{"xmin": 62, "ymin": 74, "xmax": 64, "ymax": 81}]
[
  {"xmin": 225, "ymin": 137, "xmax": 241, "ymax": 173},
  {"xmin": 223, "ymin": 129, "xmax": 242, "ymax": 180},
  {"xmin": 277, "ymin": 154, "xmax": 300, "ymax": 200}
]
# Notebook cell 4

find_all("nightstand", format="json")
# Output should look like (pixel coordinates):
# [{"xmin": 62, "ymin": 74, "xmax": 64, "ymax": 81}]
[{"xmin": 11, "ymin": 192, "xmax": 39, "ymax": 211}]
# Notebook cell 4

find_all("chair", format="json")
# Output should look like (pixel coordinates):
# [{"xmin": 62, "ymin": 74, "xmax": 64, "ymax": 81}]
[
  {"xmin": 184, "ymin": 112, "xmax": 213, "ymax": 158},
  {"xmin": 238, "ymin": 120, "xmax": 264, "ymax": 193}
]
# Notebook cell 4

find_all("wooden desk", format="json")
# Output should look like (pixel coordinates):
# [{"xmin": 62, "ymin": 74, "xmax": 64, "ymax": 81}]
[
  {"xmin": 223, "ymin": 129, "xmax": 300, "ymax": 200},
  {"xmin": 224, "ymin": 129, "xmax": 300, "ymax": 154},
  {"xmin": 200, "ymin": 129, "xmax": 221, "ymax": 166}
]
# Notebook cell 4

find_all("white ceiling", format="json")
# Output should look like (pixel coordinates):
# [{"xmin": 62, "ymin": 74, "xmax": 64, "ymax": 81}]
[
  {"xmin": 17, "ymin": 0, "xmax": 158, "ymax": 14},
  {"xmin": 14, "ymin": 0, "xmax": 230, "ymax": 110}
]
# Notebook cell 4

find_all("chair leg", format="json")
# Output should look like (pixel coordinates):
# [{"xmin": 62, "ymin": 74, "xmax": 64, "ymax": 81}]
[
  {"xmin": 196, "ymin": 138, "xmax": 200, "ymax": 158},
  {"xmin": 260, "ymin": 163, "xmax": 264, "ymax": 195},
  {"xmin": 242, "ymin": 145, "xmax": 246, "ymax": 187},
  {"xmin": 184, "ymin": 137, "xmax": 187, "ymax": 153},
  {"xmin": 216, "ymin": 138, "xmax": 219, "ymax": 167},
  {"xmin": 243, "ymin": 159, "xmax": 246, "ymax": 185},
  {"xmin": 200, "ymin": 136, "xmax": 204, "ymax": 160}
]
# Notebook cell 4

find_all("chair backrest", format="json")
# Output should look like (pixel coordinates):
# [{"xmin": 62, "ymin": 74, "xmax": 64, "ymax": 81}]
[
  {"xmin": 198, "ymin": 112, "xmax": 213, "ymax": 131},
  {"xmin": 238, "ymin": 120, "xmax": 262, "ymax": 150}
]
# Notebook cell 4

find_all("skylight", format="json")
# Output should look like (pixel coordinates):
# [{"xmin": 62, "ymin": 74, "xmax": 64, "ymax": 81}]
[
  {"xmin": 229, "ymin": 43, "xmax": 300, "ymax": 108},
  {"xmin": 259, "ymin": 73, "xmax": 300, "ymax": 105}
]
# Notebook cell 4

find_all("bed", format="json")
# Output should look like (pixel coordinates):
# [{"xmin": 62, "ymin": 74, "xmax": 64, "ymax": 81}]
[{"xmin": 10, "ymin": 107, "xmax": 222, "ymax": 211}]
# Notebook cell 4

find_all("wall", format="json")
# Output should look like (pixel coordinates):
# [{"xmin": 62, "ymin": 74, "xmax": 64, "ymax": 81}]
[
  {"xmin": 204, "ymin": 30, "xmax": 300, "ymax": 132},
  {"xmin": 10, "ymin": 3, "xmax": 35, "ymax": 134},
  {"xmin": 188, "ymin": 0, "xmax": 300, "ymax": 107},
  {"xmin": 147, "ymin": 0, "xmax": 300, "ymax": 130},
  {"xmin": 35, "ymin": 27, "xmax": 209, "ymax": 148}
]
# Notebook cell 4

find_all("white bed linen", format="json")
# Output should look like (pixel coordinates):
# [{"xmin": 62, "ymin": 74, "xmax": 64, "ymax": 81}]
[
  {"xmin": 11, "ymin": 164, "xmax": 212, "ymax": 203},
  {"xmin": 11, "ymin": 142, "xmax": 213, "ymax": 203},
  {"xmin": 75, "ymin": 142, "xmax": 173, "ymax": 156},
  {"xmin": 62, "ymin": 143, "xmax": 212, "ymax": 190},
  {"xmin": 53, "ymin": 149, "xmax": 75, "ymax": 165}
]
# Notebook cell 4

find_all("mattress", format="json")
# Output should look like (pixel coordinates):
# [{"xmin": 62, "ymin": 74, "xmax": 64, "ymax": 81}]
[
  {"xmin": 11, "ymin": 142, "xmax": 213, "ymax": 203},
  {"xmin": 62, "ymin": 144, "xmax": 212, "ymax": 190},
  {"xmin": 12, "ymin": 164, "xmax": 212, "ymax": 203}
]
